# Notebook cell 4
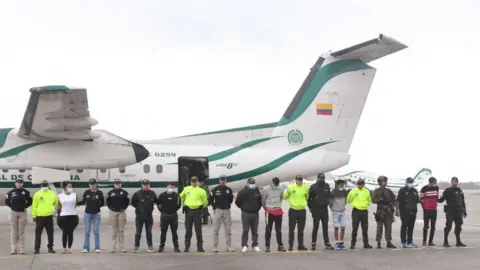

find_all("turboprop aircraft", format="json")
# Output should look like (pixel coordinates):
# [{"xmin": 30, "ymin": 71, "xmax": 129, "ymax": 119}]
[
  {"xmin": 333, "ymin": 168, "xmax": 433, "ymax": 192},
  {"xmin": 0, "ymin": 34, "xmax": 408, "ymax": 203}
]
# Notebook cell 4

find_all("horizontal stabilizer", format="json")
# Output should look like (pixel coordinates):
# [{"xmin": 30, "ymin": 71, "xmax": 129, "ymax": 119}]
[
  {"xmin": 330, "ymin": 34, "xmax": 407, "ymax": 63},
  {"xmin": 32, "ymin": 167, "xmax": 70, "ymax": 184}
]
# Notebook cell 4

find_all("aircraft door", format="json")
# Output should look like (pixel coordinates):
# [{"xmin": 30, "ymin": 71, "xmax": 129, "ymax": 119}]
[
  {"xmin": 178, "ymin": 166, "xmax": 190, "ymax": 194},
  {"xmin": 96, "ymin": 168, "xmax": 110, "ymax": 181}
]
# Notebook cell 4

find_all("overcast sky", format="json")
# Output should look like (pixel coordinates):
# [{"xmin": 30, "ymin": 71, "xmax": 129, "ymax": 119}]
[{"xmin": 0, "ymin": 0, "xmax": 478, "ymax": 181}]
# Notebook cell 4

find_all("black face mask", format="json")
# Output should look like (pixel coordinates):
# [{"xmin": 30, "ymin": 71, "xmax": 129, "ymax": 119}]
[{"xmin": 272, "ymin": 179, "xmax": 280, "ymax": 186}]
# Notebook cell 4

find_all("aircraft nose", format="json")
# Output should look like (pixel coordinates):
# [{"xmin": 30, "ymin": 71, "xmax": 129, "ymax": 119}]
[{"xmin": 132, "ymin": 142, "xmax": 149, "ymax": 163}]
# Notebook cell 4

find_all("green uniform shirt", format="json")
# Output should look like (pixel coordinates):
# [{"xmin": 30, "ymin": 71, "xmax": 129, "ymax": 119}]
[
  {"xmin": 31, "ymin": 190, "xmax": 58, "ymax": 218},
  {"xmin": 180, "ymin": 186, "xmax": 208, "ymax": 209},
  {"xmin": 283, "ymin": 183, "xmax": 309, "ymax": 210},
  {"xmin": 347, "ymin": 187, "xmax": 371, "ymax": 210}
]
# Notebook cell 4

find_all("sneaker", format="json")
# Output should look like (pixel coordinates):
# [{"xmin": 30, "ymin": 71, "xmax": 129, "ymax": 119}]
[
  {"xmin": 325, "ymin": 243, "xmax": 334, "ymax": 250},
  {"xmin": 265, "ymin": 246, "xmax": 270, "ymax": 253},
  {"xmin": 340, "ymin": 242, "xmax": 346, "ymax": 250},
  {"xmin": 95, "ymin": 249, "xmax": 101, "ymax": 253},
  {"xmin": 158, "ymin": 246, "xmax": 165, "ymax": 253},
  {"xmin": 121, "ymin": 249, "xmax": 127, "ymax": 253},
  {"xmin": 428, "ymin": 242, "xmax": 436, "ymax": 247},
  {"xmin": 386, "ymin": 242, "xmax": 397, "ymax": 249},
  {"xmin": 10, "ymin": 251, "xmax": 16, "ymax": 255},
  {"xmin": 62, "ymin": 248, "xmax": 67, "ymax": 254},
  {"xmin": 67, "ymin": 248, "xmax": 72, "ymax": 254},
  {"xmin": 147, "ymin": 247, "xmax": 155, "ymax": 253},
  {"xmin": 242, "ymin": 246, "xmax": 248, "ymax": 253},
  {"xmin": 406, "ymin": 243, "xmax": 417, "ymax": 248},
  {"xmin": 110, "ymin": 249, "xmax": 115, "ymax": 253},
  {"xmin": 48, "ymin": 249, "xmax": 56, "ymax": 253},
  {"xmin": 253, "ymin": 246, "xmax": 261, "ymax": 252},
  {"xmin": 212, "ymin": 248, "xmax": 218, "ymax": 253},
  {"xmin": 422, "ymin": 241, "xmax": 427, "ymax": 247},
  {"xmin": 34, "ymin": 249, "xmax": 39, "ymax": 254},
  {"xmin": 226, "ymin": 246, "xmax": 235, "ymax": 252},
  {"xmin": 401, "ymin": 242, "xmax": 406, "ymax": 248},
  {"xmin": 277, "ymin": 246, "xmax": 286, "ymax": 252},
  {"xmin": 83, "ymin": 249, "xmax": 88, "ymax": 253},
  {"xmin": 132, "ymin": 246, "xmax": 139, "ymax": 253},
  {"xmin": 335, "ymin": 243, "xmax": 341, "ymax": 250},
  {"xmin": 456, "ymin": 242, "xmax": 467, "ymax": 247}
]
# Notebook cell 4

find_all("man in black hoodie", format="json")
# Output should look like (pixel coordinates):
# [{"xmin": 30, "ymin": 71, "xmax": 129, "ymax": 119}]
[
  {"xmin": 308, "ymin": 173, "xmax": 334, "ymax": 250},
  {"xmin": 235, "ymin": 178, "xmax": 262, "ymax": 252}
]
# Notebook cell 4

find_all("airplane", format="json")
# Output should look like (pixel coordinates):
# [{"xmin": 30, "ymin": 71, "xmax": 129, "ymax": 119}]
[
  {"xmin": 332, "ymin": 168, "xmax": 433, "ymax": 192},
  {"xmin": 0, "ymin": 34, "xmax": 408, "ymax": 204}
]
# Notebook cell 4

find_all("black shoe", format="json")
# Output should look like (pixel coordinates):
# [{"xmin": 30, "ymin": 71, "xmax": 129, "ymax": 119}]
[
  {"xmin": 350, "ymin": 246, "xmax": 355, "ymax": 249},
  {"xmin": 184, "ymin": 248, "xmax": 190, "ymax": 252},
  {"xmin": 278, "ymin": 246, "xmax": 286, "ymax": 252},
  {"xmin": 363, "ymin": 244, "xmax": 372, "ymax": 249},
  {"xmin": 443, "ymin": 241, "xmax": 450, "ymax": 248},
  {"xmin": 298, "ymin": 245, "xmax": 308, "ymax": 251},
  {"xmin": 174, "ymin": 247, "xmax": 181, "ymax": 252},
  {"xmin": 158, "ymin": 246, "xmax": 164, "ymax": 253},
  {"xmin": 34, "ymin": 249, "xmax": 39, "ymax": 254},
  {"xmin": 48, "ymin": 249, "xmax": 55, "ymax": 253},
  {"xmin": 311, "ymin": 242, "xmax": 316, "ymax": 251},
  {"xmin": 377, "ymin": 242, "xmax": 381, "ymax": 249},
  {"xmin": 386, "ymin": 242, "xmax": 397, "ymax": 249},
  {"xmin": 428, "ymin": 242, "xmax": 436, "ymax": 247},
  {"xmin": 456, "ymin": 242, "xmax": 466, "ymax": 247},
  {"xmin": 265, "ymin": 246, "xmax": 270, "ymax": 253},
  {"xmin": 288, "ymin": 246, "xmax": 293, "ymax": 251},
  {"xmin": 325, "ymin": 243, "xmax": 334, "ymax": 250},
  {"xmin": 197, "ymin": 248, "xmax": 205, "ymax": 252}
]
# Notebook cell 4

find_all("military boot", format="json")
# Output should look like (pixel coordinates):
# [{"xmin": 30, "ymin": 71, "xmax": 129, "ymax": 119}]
[
  {"xmin": 377, "ymin": 241, "xmax": 381, "ymax": 249},
  {"xmin": 386, "ymin": 242, "xmax": 397, "ymax": 249},
  {"xmin": 455, "ymin": 233, "xmax": 466, "ymax": 247}
]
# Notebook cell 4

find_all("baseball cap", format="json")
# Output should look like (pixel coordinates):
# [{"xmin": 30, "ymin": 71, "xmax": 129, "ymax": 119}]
[
  {"xmin": 89, "ymin": 178, "xmax": 97, "ymax": 185},
  {"xmin": 114, "ymin": 179, "xmax": 122, "ymax": 184},
  {"xmin": 40, "ymin": 180, "xmax": 49, "ymax": 187},
  {"xmin": 141, "ymin": 179, "xmax": 150, "ymax": 185},
  {"xmin": 295, "ymin": 175, "xmax": 303, "ymax": 181},
  {"xmin": 190, "ymin": 176, "xmax": 198, "ymax": 182},
  {"xmin": 219, "ymin": 174, "xmax": 227, "ymax": 181},
  {"xmin": 357, "ymin": 178, "xmax": 365, "ymax": 185},
  {"xmin": 15, "ymin": 179, "xmax": 24, "ymax": 183},
  {"xmin": 247, "ymin": 178, "xmax": 255, "ymax": 184},
  {"xmin": 406, "ymin": 177, "xmax": 414, "ymax": 183}
]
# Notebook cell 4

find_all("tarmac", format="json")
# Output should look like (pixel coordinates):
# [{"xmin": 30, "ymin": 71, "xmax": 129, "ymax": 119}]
[{"xmin": 1, "ymin": 191, "xmax": 480, "ymax": 270}]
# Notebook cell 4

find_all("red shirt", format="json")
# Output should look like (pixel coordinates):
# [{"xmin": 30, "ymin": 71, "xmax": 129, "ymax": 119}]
[
  {"xmin": 420, "ymin": 185, "xmax": 439, "ymax": 210},
  {"xmin": 265, "ymin": 208, "xmax": 284, "ymax": 216}
]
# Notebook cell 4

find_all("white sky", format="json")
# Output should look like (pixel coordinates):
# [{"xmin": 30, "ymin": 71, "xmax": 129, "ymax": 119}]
[{"xmin": 0, "ymin": 0, "xmax": 478, "ymax": 181}]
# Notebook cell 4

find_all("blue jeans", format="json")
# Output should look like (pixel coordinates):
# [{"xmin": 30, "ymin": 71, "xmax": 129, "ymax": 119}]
[{"xmin": 83, "ymin": 213, "xmax": 101, "ymax": 251}]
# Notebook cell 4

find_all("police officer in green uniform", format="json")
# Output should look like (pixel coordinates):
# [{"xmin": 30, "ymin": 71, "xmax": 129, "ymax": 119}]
[
  {"xmin": 180, "ymin": 176, "xmax": 208, "ymax": 252},
  {"xmin": 372, "ymin": 176, "xmax": 397, "ymax": 249},
  {"xmin": 199, "ymin": 178, "xmax": 211, "ymax": 225},
  {"xmin": 283, "ymin": 175, "xmax": 309, "ymax": 251},
  {"xmin": 347, "ymin": 179, "xmax": 373, "ymax": 249},
  {"xmin": 32, "ymin": 180, "xmax": 59, "ymax": 254},
  {"xmin": 438, "ymin": 176, "xmax": 467, "ymax": 247}
]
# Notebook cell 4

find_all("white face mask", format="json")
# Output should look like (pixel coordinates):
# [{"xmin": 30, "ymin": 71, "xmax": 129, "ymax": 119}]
[
  {"xmin": 41, "ymin": 187, "xmax": 48, "ymax": 191},
  {"xmin": 167, "ymin": 188, "xmax": 174, "ymax": 194},
  {"xmin": 67, "ymin": 188, "xmax": 73, "ymax": 193}
]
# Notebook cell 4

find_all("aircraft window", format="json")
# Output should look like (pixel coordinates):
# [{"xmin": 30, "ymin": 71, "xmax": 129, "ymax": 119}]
[
  {"xmin": 156, "ymin": 165, "xmax": 163, "ymax": 174},
  {"xmin": 77, "ymin": 169, "xmax": 83, "ymax": 173},
  {"xmin": 100, "ymin": 168, "xmax": 107, "ymax": 173},
  {"xmin": 119, "ymin": 167, "xmax": 126, "ymax": 173},
  {"xmin": 19, "ymin": 169, "xmax": 25, "ymax": 173},
  {"xmin": 1, "ymin": 169, "xmax": 8, "ymax": 173},
  {"xmin": 143, "ymin": 164, "xmax": 150, "ymax": 174}
]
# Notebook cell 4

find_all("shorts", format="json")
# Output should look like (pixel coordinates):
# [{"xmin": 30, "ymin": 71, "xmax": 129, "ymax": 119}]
[{"xmin": 332, "ymin": 211, "xmax": 347, "ymax": 228}]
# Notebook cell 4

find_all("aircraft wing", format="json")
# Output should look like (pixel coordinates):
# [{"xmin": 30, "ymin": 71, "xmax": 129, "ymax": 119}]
[{"xmin": 17, "ymin": 86, "xmax": 101, "ymax": 140}]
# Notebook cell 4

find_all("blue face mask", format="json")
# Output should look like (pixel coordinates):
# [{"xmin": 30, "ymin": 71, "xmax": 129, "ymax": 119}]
[
  {"xmin": 407, "ymin": 183, "xmax": 414, "ymax": 188},
  {"xmin": 167, "ymin": 188, "xmax": 174, "ymax": 194},
  {"xmin": 249, "ymin": 184, "xmax": 255, "ymax": 189}
]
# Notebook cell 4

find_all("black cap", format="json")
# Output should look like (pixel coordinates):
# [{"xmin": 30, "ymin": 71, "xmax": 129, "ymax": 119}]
[
  {"xmin": 89, "ymin": 178, "xmax": 97, "ymax": 185},
  {"xmin": 40, "ymin": 180, "xmax": 49, "ymax": 187},
  {"xmin": 114, "ymin": 179, "xmax": 122, "ymax": 184},
  {"xmin": 377, "ymin": 176, "xmax": 388, "ymax": 182},
  {"xmin": 15, "ymin": 179, "xmax": 24, "ymax": 183},
  {"xmin": 219, "ymin": 174, "xmax": 227, "ymax": 181},
  {"xmin": 141, "ymin": 179, "xmax": 150, "ymax": 185},
  {"xmin": 247, "ymin": 178, "xmax": 255, "ymax": 184},
  {"xmin": 317, "ymin": 173, "xmax": 325, "ymax": 181},
  {"xmin": 335, "ymin": 179, "xmax": 345, "ymax": 185},
  {"xmin": 451, "ymin": 176, "xmax": 459, "ymax": 182},
  {"xmin": 357, "ymin": 178, "xmax": 365, "ymax": 185},
  {"xmin": 429, "ymin": 177, "xmax": 437, "ymax": 184},
  {"xmin": 406, "ymin": 177, "xmax": 414, "ymax": 183},
  {"xmin": 295, "ymin": 175, "xmax": 303, "ymax": 181}
]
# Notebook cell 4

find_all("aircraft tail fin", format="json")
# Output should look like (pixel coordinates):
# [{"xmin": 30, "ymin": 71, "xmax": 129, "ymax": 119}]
[
  {"xmin": 413, "ymin": 168, "xmax": 433, "ymax": 189},
  {"xmin": 270, "ymin": 34, "xmax": 407, "ymax": 153}
]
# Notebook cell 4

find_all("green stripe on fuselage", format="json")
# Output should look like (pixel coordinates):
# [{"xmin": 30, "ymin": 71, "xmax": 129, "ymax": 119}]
[{"xmin": 0, "ymin": 141, "xmax": 55, "ymax": 159}]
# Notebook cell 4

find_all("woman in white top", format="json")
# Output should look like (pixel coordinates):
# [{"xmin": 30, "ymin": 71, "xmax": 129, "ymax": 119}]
[{"xmin": 57, "ymin": 181, "xmax": 79, "ymax": 253}]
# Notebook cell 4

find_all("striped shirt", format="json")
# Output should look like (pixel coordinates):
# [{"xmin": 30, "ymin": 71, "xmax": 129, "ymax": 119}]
[{"xmin": 420, "ymin": 185, "xmax": 439, "ymax": 210}]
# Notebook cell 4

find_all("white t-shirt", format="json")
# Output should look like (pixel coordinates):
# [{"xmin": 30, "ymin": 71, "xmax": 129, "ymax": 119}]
[{"xmin": 58, "ymin": 192, "xmax": 78, "ymax": 216}]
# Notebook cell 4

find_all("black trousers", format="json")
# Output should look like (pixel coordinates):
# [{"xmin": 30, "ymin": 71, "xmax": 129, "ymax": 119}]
[
  {"xmin": 134, "ymin": 215, "xmax": 153, "ymax": 247},
  {"xmin": 184, "ymin": 208, "xmax": 203, "ymax": 249},
  {"xmin": 241, "ymin": 212, "xmax": 259, "ymax": 247},
  {"xmin": 288, "ymin": 208, "xmax": 306, "ymax": 247},
  {"xmin": 160, "ymin": 213, "xmax": 179, "ymax": 248},
  {"xmin": 265, "ymin": 213, "xmax": 283, "ymax": 247},
  {"xmin": 351, "ymin": 209, "xmax": 369, "ymax": 246},
  {"xmin": 444, "ymin": 207, "xmax": 463, "ymax": 241},
  {"xmin": 423, "ymin": 210, "xmax": 437, "ymax": 243},
  {"xmin": 400, "ymin": 211, "xmax": 416, "ymax": 243},
  {"xmin": 34, "ymin": 215, "xmax": 54, "ymax": 250},
  {"xmin": 312, "ymin": 207, "xmax": 330, "ymax": 245},
  {"xmin": 57, "ymin": 215, "xmax": 79, "ymax": 248},
  {"xmin": 202, "ymin": 207, "xmax": 210, "ymax": 224}
]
